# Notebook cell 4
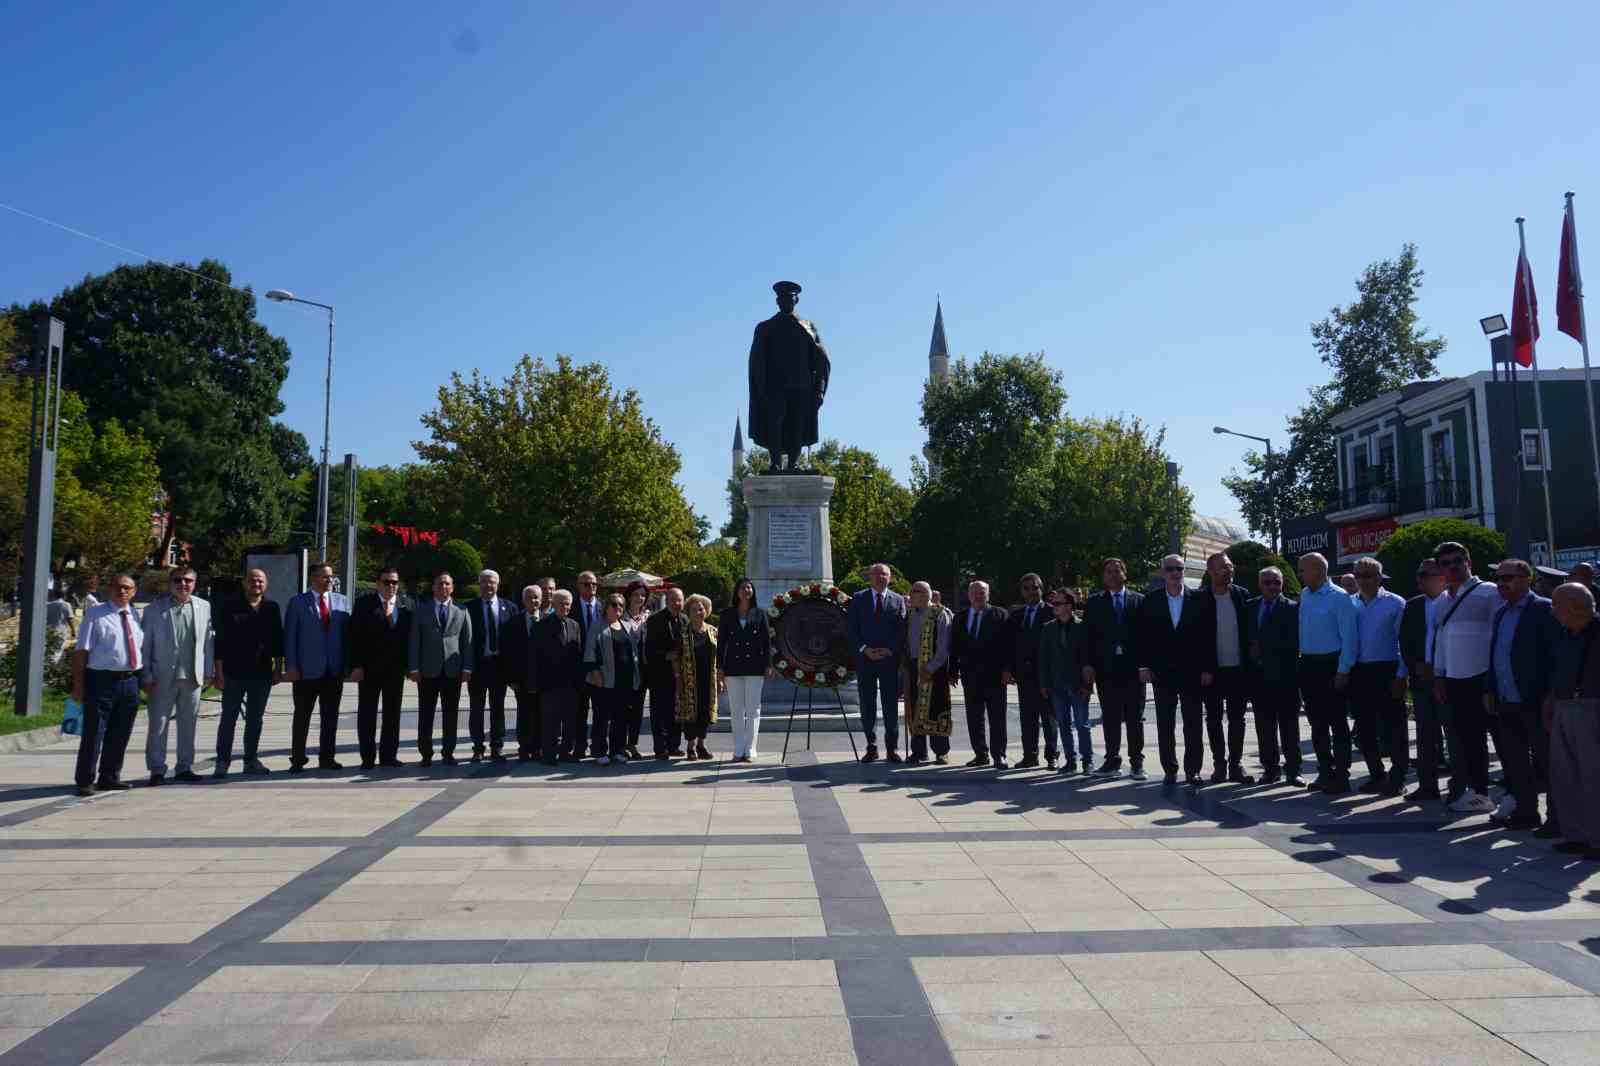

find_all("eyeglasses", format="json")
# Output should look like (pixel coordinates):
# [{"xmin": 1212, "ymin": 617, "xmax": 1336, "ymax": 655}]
[
  {"xmin": 1162, "ymin": 565, "xmax": 1183, "ymax": 573},
  {"xmin": 1260, "ymin": 578, "xmax": 1282, "ymax": 585},
  {"xmin": 174, "ymin": 577, "xmax": 195, "ymax": 584},
  {"xmin": 580, "ymin": 579, "xmax": 597, "ymax": 586},
  {"xmin": 1494, "ymin": 574, "xmax": 1522, "ymax": 583},
  {"xmin": 380, "ymin": 579, "xmax": 400, "ymax": 586}
]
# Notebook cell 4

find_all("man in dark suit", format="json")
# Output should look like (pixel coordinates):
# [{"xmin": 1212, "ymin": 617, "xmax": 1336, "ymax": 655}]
[
  {"xmin": 532, "ymin": 589, "xmax": 584, "ymax": 764},
  {"xmin": 644, "ymin": 587, "xmax": 686, "ymax": 759},
  {"xmin": 572, "ymin": 571, "xmax": 605, "ymax": 756},
  {"xmin": 950, "ymin": 579, "xmax": 1012, "ymax": 768},
  {"xmin": 509, "ymin": 584, "xmax": 544, "ymax": 760},
  {"xmin": 349, "ymin": 566, "xmax": 412, "ymax": 769},
  {"xmin": 1487, "ymin": 558, "xmax": 1561, "ymax": 830},
  {"xmin": 1400, "ymin": 559, "xmax": 1447, "ymax": 800},
  {"xmin": 1137, "ymin": 554, "xmax": 1215, "ymax": 785},
  {"xmin": 846, "ymin": 563, "xmax": 907, "ymax": 763},
  {"xmin": 1196, "ymin": 552, "xmax": 1254, "ymax": 783},
  {"xmin": 1245, "ymin": 566, "xmax": 1301, "ymax": 785},
  {"xmin": 1008, "ymin": 572, "xmax": 1059, "ymax": 769},
  {"xmin": 407, "ymin": 571, "xmax": 473, "ymax": 767},
  {"xmin": 1081, "ymin": 558, "xmax": 1146, "ymax": 778},
  {"xmin": 467, "ymin": 568, "xmax": 519, "ymax": 763}
]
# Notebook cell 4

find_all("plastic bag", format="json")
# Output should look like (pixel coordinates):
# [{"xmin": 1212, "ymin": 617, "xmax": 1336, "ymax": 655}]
[{"xmin": 61, "ymin": 697, "xmax": 84, "ymax": 736}]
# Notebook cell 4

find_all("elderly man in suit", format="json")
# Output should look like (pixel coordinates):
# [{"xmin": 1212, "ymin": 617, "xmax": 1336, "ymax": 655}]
[
  {"xmin": 533, "ymin": 589, "xmax": 585, "ymax": 764},
  {"xmin": 951, "ymin": 579, "xmax": 1012, "ymax": 768},
  {"xmin": 1008, "ymin": 572, "xmax": 1058, "ymax": 769},
  {"xmin": 509, "ymin": 584, "xmax": 544, "ymax": 760},
  {"xmin": 645, "ymin": 587, "xmax": 687, "ymax": 759},
  {"xmin": 1245, "ymin": 566, "xmax": 1301, "ymax": 785},
  {"xmin": 140, "ymin": 566, "xmax": 215, "ymax": 785},
  {"xmin": 350, "ymin": 565, "xmax": 412, "ymax": 770},
  {"xmin": 572, "ymin": 570, "xmax": 604, "ymax": 757},
  {"xmin": 1196, "ymin": 552, "xmax": 1253, "ymax": 784},
  {"xmin": 1487, "ymin": 558, "xmax": 1561, "ymax": 830},
  {"xmin": 284, "ymin": 561, "xmax": 352, "ymax": 772},
  {"xmin": 1138, "ymin": 554, "xmax": 1214, "ymax": 786},
  {"xmin": 1081, "ymin": 558, "xmax": 1146, "ymax": 779},
  {"xmin": 847, "ymin": 562, "xmax": 907, "ymax": 763},
  {"xmin": 408, "ymin": 571, "xmax": 473, "ymax": 767},
  {"xmin": 468, "ymin": 568, "xmax": 518, "ymax": 763},
  {"xmin": 1401, "ymin": 558, "xmax": 1448, "ymax": 800}
]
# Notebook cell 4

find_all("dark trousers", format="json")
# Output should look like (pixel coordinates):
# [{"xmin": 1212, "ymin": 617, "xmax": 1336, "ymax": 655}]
[
  {"xmin": 1445, "ymin": 674, "xmax": 1490, "ymax": 794},
  {"xmin": 357, "ymin": 672, "xmax": 404, "ymax": 765},
  {"xmin": 217, "ymin": 678, "xmax": 272, "ymax": 767},
  {"xmin": 575, "ymin": 686, "xmax": 592, "ymax": 755},
  {"xmin": 416, "ymin": 675, "xmax": 462, "ymax": 759},
  {"xmin": 961, "ymin": 681, "xmax": 1007, "ymax": 760},
  {"xmin": 76, "ymin": 670, "xmax": 139, "ymax": 788},
  {"xmin": 590, "ymin": 686, "xmax": 631, "ymax": 757},
  {"xmin": 1202, "ymin": 666, "xmax": 1248, "ymax": 769},
  {"xmin": 291, "ymin": 676, "xmax": 342, "ymax": 765},
  {"xmin": 1411, "ymin": 676, "xmax": 1445, "ymax": 793},
  {"xmin": 1251, "ymin": 675, "xmax": 1302, "ymax": 775},
  {"xmin": 542, "ymin": 687, "xmax": 580, "ymax": 760},
  {"xmin": 909, "ymin": 733, "xmax": 952, "ymax": 759},
  {"xmin": 467, "ymin": 656, "xmax": 507, "ymax": 753},
  {"xmin": 625, "ymin": 688, "xmax": 645, "ymax": 749},
  {"xmin": 1494, "ymin": 699, "xmax": 1547, "ymax": 819},
  {"xmin": 1300, "ymin": 654, "xmax": 1351, "ymax": 778},
  {"xmin": 1151, "ymin": 672, "xmax": 1203, "ymax": 776},
  {"xmin": 1095, "ymin": 675, "xmax": 1146, "ymax": 768},
  {"xmin": 649, "ymin": 678, "xmax": 681, "ymax": 755},
  {"xmin": 514, "ymin": 686, "xmax": 539, "ymax": 755},
  {"xmin": 1015, "ymin": 677, "xmax": 1058, "ymax": 759},
  {"xmin": 1349, "ymin": 661, "xmax": 1408, "ymax": 782},
  {"xmin": 857, "ymin": 656, "xmax": 901, "ymax": 751}
]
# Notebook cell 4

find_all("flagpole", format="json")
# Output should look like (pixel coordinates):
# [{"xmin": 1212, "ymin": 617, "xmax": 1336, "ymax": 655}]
[
  {"xmin": 1566, "ymin": 192, "xmax": 1600, "ymax": 536},
  {"xmin": 1518, "ymin": 216, "xmax": 1558, "ymax": 559}
]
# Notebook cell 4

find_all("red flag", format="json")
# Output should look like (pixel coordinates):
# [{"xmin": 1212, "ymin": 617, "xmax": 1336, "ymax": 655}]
[
  {"xmin": 1559, "ymin": 206, "xmax": 1585, "ymax": 342},
  {"xmin": 1512, "ymin": 247, "xmax": 1539, "ymax": 367}
]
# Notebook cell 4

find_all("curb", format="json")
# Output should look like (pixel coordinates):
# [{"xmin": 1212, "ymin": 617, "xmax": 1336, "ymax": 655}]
[{"xmin": 0, "ymin": 723, "xmax": 67, "ymax": 754}]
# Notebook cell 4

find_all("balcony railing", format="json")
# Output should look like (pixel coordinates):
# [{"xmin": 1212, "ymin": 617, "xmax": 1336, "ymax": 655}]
[
  {"xmin": 1331, "ymin": 480, "xmax": 1398, "ymax": 513},
  {"xmin": 1329, "ymin": 478, "xmax": 1470, "ymax": 516}
]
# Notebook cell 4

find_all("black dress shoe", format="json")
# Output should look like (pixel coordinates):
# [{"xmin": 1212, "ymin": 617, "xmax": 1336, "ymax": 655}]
[
  {"xmin": 886, "ymin": 751, "xmax": 902, "ymax": 764},
  {"xmin": 669, "ymin": 748, "xmax": 686, "ymax": 757},
  {"xmin": 1284, "ymin": 774, "xmax": 1305, "ymax": 787},
  {"xmin": 1358, "ymin": 776, "xmax": 1387, "ymax": 795},
  {"xmin": 420, "ymin": 756, "xmax": 433, "ymax": 768},
  {"xmin": 470, "ymin": 751, "xmax": 483, "ymax": 764},
  {"xmin": 245, "ymin": 760, "xmax": 271, "ymax": 775},
  {"xmin": 1185, "ymin": 773, "xmax": 1201, "ymax": 787},
  {"xmin": 76, "ymin": 785, "xmax": 95, "ymax": 797},
  {"xmin": 935, "ymin": 754, "xmax": 949, "ymax": 765},
  {"xmin": 1307, "ymin": 774, "xmax": 1328, "ymax": 791},
  {"xmin": 1584, "ymin": 849, "xmax": 1600, "ymax": 862},
  {"xmin": 1046, "ymin": 756, "xmax": 1058, "ymax": 770},
  {"xmin": 861, "ymin": 748, "xmax": 879, "ymax": 764},
  {"xmin": 319, "ymin": 759, "xmax": 344, "ymax": 771},
  {"xmin": 381, "ymin": 759, "xmax": 404, "ymax": 768},
  {"xmin": 1228, "ymin": 766, "xmax": 1255, "ymax": 785},
  {"xmin": 1534, "ymin": 823, "xmax": 1562, "ymax": 839},
  {"xmin": 1323, "ymin": 776, "xmax": 1351, "ymax": 795},
  {"xmin": 1260, "ymin": 771, "xmax": 1282, "ymax": 785},
  {"xmin": 174, "ymin": 770, "xmax": 206, "ymax": 784},
  {"xmin": 993, "ymin": 758, "xmax": 1009, "ymax": 770},
  {"xmin": 492, "ymin": 750, "xmax": 507, "ymax": 762},
  {"xmin": 441, "ymin": 754, "xmax": 458, "ymax": 766},
  {"xmin": 906, "ymin": 755, "xmax": 925, "ymax": 766},
  {"xmin": 95, "ymin": 779, "xmax": 132, "ymax": 791},
  {"xmin": 1380, "ymin": 782, "xmax": 1404, "ymax": 798},
  {"xmin": 360, "ymin": 761, "xmax": 376, "ymax": 771},
  {"xmin": 964, "ymin": 755, "xmax": 990, "ymax": 768},
  {"xmin": 1503, "ymin": 816, "xmax": 1542, "ymax": 831},
  {"xmin": 1209, "ymin": 767, "xmax": 1227, "ymax": 784},
  {"xmin": 1015, "ymin": 756, "xmax": 1040, "ymax": 769},
  {"xmin": 1406, "ymin": 787, "xmax": 1441, "ymax": 802},
  {"xmin": 148, "ymin": 773, "xmax": 164, "ymax": 786},
  {"xmin": 1164, "ymin": 771, "xmax": 1178, "ymax": 785},
  {"xmin": 656, "ymin": 753, "xmax": 671, "ymax": 761},
  {"xmin": 1556, "ymin": 841, "xmax": 1589, "ymax": 853}
]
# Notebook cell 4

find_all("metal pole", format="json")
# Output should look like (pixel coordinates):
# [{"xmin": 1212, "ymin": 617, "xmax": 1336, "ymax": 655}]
[
  {"xmin": 1565, "ymin": 193, "xmax": 1600, "ymax": 540},
  {"xmin": 15, "ymin": 317, "xmax": 65, "ymax": 716},
  {"xmin": 340, "ymin": 454, "xmax": 358, "ymax": 597},
  {"xmin": 1518, "ymin": 217, "xmax": 1558, "ymax": 557},
  {"xmin": 1264, "ymin": 438, "xmax": 1278, "ymax": 555},
  {"xmin": 315, "ymin": 306, "xmax": 335, "ymax": 560},
  {"xmin": 1165, "ymin": 461, "xmax": 1180, "ymax": 556}
]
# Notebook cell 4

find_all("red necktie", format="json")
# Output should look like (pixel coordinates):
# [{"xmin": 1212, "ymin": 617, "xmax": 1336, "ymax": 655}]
[
  {"xmin": 319, "ymin": 593, "xmax": 331, "ymax": 634},
  {"xmin": 121, "ymin": 609, "xmax": 139, "ymax": 670},
  {"xmin": 874, "ymin": 593, "xmax": 883, "ymax": 623}
]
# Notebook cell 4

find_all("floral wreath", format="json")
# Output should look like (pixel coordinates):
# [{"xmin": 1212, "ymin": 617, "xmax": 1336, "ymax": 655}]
[{"xmin": 769, "ymin": 581, "xmax": 854, "ymax": 687}]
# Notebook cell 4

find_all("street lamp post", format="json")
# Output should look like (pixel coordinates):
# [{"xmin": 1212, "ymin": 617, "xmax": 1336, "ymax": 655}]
[
  {"xmin": 264, "ymin": 289, "xmax": 335, "ymax": 560},
  {"xmin": 1214, "ymin": 426, "xmax": 1277, "ymax": 554}
]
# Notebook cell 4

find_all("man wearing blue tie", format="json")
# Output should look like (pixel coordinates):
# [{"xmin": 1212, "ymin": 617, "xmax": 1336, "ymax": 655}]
[
  {"xmin": 572, "ymin": 571, "xmax": 604, "ymax": 757},
  {"xmin": 847, "ymin": 563, "xmax": 907, "ymax": 763},
  {"xmin": 468, "ymin": 568, "xmax": 518, "ymax": 762}
]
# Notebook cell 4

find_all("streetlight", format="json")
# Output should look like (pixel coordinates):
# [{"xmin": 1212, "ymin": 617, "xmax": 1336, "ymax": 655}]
[
  {"xmin": 1214, "ymin": 426, "xmax": 1278, "ymax": 553},
  {"xmin": 264, "ymin": 289, "xmax": 335, "ymax": 560}
]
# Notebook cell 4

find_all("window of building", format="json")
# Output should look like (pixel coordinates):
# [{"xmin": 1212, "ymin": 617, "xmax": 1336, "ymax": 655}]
[
  {"xmin": 1377, "ymin": 433, "xmax": 1397, "ymax": 484},
  {"xmin": 1521, "ymin": 428, "xmax": 1551, "ymax": 471}
]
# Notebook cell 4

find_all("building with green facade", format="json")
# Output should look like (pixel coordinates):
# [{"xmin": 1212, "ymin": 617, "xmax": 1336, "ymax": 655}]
[{"xmin": 1324, "ymin": 368, "xmax": 1600, "ymax": 568}]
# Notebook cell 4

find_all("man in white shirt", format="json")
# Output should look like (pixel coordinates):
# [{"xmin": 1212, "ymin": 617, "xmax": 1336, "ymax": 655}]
[
  {"xmin": 69, "ymin": 573, "xmax": 144, "ymax": 795},
  {"xmin": 1430, "ymin": 541, "xmax": 1500, "ymax": 813}
]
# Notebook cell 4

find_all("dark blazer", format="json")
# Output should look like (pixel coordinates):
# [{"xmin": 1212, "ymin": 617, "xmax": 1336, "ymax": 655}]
[
  {"xmin": 1136, "ymin": 586, "xmax": 1217, "ymax": 677},
  {"xmin": 716, "ymin": 607, "xmax": 771, "ymax": 677},
  {"xmin": 950, "ymin": 604, "xmax": 1011, "ymax": 688},
  {"xmin": 1244, "ymin": 594, "xmax": 1299, "ymax": 685},
  {"xmin": 1038, "ymin": 616, "xmax": 1085, "ymax": 692},
  {"xmin": 506, "ymin": 608, "xmax": 545, "ymax": 691},
  {"xmin": 526, "ymin": 614, "xmax": 583, "ymax": 693},
  {"xmin": 1007, "ymin": 599, "xmax": 1053, "ymax": 682},
  {"xmin": 1399, "ymin": 594, "xmax": 1431, "ymax": 673},
  {"xmin": 1081, "ymin": 588, "xmax": 1143, "ymax": 679},
  {"xmin": 846, "ymin": 588, "xmax": 906, "ymax": 658},
  {"xmin": 351, "ymin": 593, "xmax": 413, "ymax": 677},
  {"xmin": 1488, "ymin": 593, "xmax": 1560, "ymax": 710},
  {"xmin": 1195, "ymin": 582, "xmax": 1250, "ymax": 667},
  {"xmin": 643, "ymin": 608, "xmax": 685, "ymax": 687},
  {"xmin": 468, "ymin": 596, "xmax": 520, "ymax": 664}
]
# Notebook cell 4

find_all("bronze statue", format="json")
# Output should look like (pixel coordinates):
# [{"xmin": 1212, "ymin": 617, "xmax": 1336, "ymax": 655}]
[{"xmin": 748, "ymin": 280, "xmax": 830, "ymax": 471}]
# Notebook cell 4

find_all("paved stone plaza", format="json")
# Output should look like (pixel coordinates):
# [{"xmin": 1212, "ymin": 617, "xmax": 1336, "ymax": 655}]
[{"xmin": 2, "ymin": 686, "xmax": 1600, "ymax": 1064}]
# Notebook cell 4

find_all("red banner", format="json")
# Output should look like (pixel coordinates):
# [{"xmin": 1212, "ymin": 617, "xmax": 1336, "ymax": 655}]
[
  {"xmin": 1337, "ymin": 519, "xmax": 1399, "ymax": 562},
  {"xmin": 370, "ymin": 524, "xmax": 440, "ymax": 548}
]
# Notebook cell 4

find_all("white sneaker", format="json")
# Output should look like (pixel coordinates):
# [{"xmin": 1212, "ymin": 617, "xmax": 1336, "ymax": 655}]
[
  {"xmin": 1448, "ymin": 789, "xmax": 1495, "ymax": 813},
  {"xmin": 597, "ymin": 755, "xmax": 611, "ymax": 766}
]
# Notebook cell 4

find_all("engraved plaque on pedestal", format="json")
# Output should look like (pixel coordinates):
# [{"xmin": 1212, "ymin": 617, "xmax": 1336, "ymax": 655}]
[{"xmin": 767, "ymin": 510, "xmax": 813, "ymax": 572}]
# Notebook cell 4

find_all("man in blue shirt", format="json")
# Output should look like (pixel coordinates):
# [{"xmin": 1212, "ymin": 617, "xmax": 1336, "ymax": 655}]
[
  {"xmin": 1349, "ymin": 558, "xmax": 1409, "ymax": 796},
  {"xmin": 1296, "ymin": 552, "xmax": 1358, "ymax": 794},
  {"xmin": 1487, "ymin": 559, "xmax": 1559, "ymax": 830}
]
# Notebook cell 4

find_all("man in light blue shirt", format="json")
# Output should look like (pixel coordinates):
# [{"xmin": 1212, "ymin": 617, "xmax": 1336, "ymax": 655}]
[
  {"xmin": 1349, "ymin": 557, "xmax": 1409, "ymax": 796},
  {"xmin": 1296, "ymin": 552, "xmax": 1358, "ymax": 793},
  {"xmin": 69, "ymin": 573, "xmax": 143, "ymax": 795}
]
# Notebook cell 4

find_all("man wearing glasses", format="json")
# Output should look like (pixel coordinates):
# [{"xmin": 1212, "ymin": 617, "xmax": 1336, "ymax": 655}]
[
  {"xmin": 350, "ymin": 566, "xmax": 413, "ymax": 769},
  {"xmin": 140, "ymin": 567, "xmax": 215, "ymax": 785},
  {"xmin": 573, "ymin": 571, "xmax": 604, "ymax": 757},
  {"xmin": 1400, "ymin": 559, "xmax": 1449, "ymax": 800},
  {"xmin": 1008, "ymin": 572, "xmax": 1058, "ymax": 769},
  {"xmin": 1081, "ymin": 558, "xmax": 1146, "ymax": 779},
  {"xmin": 1136, "ymin": 554, "xmax": 1211, "ymax": 785},
  {"xmin": 1296, "ymin": 552, "xmax": 1357, "ymax": 794},
  {"xmin": 214, "ymin": 568, "xmax": 284, "ymax": 777},
  {"xmin": 1429, "ymin": 541, "xmax": 1500, "ymax": 813},
  {"xmin": 1245, "ymin": 565, "xmax": 1301, "ymax": 785},
  {"xmin": 1486, "ymin": 559, "xmax": 1560, "ymax": 829},
  {"xmin": 70, "ymin": 574, "xmax": 145, "ymax": 795}
]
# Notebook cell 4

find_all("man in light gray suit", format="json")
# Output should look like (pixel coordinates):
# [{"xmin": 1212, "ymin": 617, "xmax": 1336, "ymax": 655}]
[
  {"xmin": 141, "ymin": 567, "xmax": 215, "ymax": 785},
  {"xmin": 408, "ymin": 571, "xmax": 474, "ymax": 767}
]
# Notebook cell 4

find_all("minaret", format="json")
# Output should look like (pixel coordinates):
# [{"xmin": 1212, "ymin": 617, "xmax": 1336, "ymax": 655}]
[
  {"xmin": 732, "ymin": 415, "xmax": 745, "ymax": 478},
  {"xmin": 925, "ymin": 300, "xmax": 950, "ymax": 474}
]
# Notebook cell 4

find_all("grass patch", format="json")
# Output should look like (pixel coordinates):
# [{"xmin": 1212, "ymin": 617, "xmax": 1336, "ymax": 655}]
[{"xmin": 0, "ymin": 689, "xmax": 68, "ymax": 735}]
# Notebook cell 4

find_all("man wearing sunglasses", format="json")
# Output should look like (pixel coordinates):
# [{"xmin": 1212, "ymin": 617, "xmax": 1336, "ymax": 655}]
[
  {"xmin": 1430, "ymin": 541, "xmax": 1501, "ymax": 814},
  {"xmin": 1137, "ymin": 554, "xmax": 1212, "ymax": 785},
  {"xmin": 1245, "ymin": 565, "xmax": 1301, "ymax": 786},
  {"xmin": 140, "ymin": 567, "xmax": 215, "ymax": 785},
  {"xmin": 1296, "ymin": 552, "xmax": 1357, "ymax": 794},
  {"xmin": 350, "ymin": 566, "xmax": 413, "ymax": 769},
  {"xmin": 1486, "ymin": 558, "xmax": 1559, "ymax": 830}
]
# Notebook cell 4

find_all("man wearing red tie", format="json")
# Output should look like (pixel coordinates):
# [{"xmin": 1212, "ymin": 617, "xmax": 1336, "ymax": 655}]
[
  {"xmin": 847, "ymin": 563, "xmax": 908, "ymax": 763},
  {"xmin": 69, "ymin": 573, "xmax": 145, "ymax": 795},
  {"xmin": 283, "ymin": 562, "xmax": 353, "ymax": 771}
]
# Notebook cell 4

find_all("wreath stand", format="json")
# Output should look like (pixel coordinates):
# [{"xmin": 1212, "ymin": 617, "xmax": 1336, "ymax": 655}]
[{"xmin": 781, "ymin": 683, "xmax": 860, "ymax": 761}]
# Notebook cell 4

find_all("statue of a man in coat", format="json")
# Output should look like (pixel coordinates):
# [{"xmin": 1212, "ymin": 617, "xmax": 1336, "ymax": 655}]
[{"xmin": 748, "ymin": 280, "xmax": 831, "ymax": 471}]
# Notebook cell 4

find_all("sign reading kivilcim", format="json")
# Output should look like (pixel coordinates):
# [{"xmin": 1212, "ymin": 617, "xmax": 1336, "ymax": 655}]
[{"xmin": 767, "ymin": 510, "xmax": 813, "ymax": 571}]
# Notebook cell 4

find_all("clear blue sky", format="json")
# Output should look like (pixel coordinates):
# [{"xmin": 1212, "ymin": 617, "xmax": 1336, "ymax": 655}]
[{"xmin": 5, "ymin": 1, "xmax": 1597, "ymax": 542}]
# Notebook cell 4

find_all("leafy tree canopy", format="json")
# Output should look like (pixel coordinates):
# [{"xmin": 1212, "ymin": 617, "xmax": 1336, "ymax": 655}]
[
  {"xmin": 1224, "ymin": 540, "xmax": 1302, "ymax": 597},
  {"xmin": 1376, "ymin": 517, "xmax": 1504, "ymax": 598}
]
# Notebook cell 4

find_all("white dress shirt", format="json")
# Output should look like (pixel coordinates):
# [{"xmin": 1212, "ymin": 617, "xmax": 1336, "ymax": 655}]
[
  {"xmin": 77, "ymin": 602, "xmax": 143, "ymax": 672},
  {"xmin": 1432, "ymin": 579, "xmax": 1497, "ymax": 680},
  {"xmin": 1166, "ymin": 591, "xmax": 1184, "ymax": 629}
]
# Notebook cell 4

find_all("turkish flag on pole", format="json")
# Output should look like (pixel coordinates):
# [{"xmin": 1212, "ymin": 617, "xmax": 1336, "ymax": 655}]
[
  {"xmin": 1512, "ymin": 245, "xmax": 1539, "ymax": 368},
  {"xmin": 1559, "ymin": 201, "xmax": 1586, "ymax": 342}
]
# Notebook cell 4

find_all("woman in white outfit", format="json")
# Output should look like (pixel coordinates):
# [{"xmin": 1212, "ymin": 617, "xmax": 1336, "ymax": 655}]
[{"xmin": 716, "ymin": 578, "xmax": 774, "ymax": 762}]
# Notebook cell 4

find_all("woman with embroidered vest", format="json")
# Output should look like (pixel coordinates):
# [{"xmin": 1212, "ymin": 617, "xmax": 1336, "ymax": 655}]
[
  {"xmin": 717, "ymin": 578, "xmax": 774, "ymax": 762},
  {"xmin": 675, "ymin": 593, "xmax": 722, "ymax": 759},
  {"xmin": 583, "ymin": 593, "xmax": 642, "ymax": 767}
]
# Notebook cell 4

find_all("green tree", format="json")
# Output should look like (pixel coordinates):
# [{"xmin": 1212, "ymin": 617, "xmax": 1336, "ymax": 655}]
[
  {"xmin": 1224, "ymin": 540, "xmax": 1302, "ymax": 597},
  {"xmin": 412, "ymin": 355, "xmax": 702, "ymax": 583},
  {"xmin": 7, "ymin": 261, "xmax": 300, "ymax": 561},
  {"xmin": 1224, "ymin": 244, "xmax": 1447, "ymax": 536},
  {"xmin": 1376, "ymin": 518, "xmax": 1504, "ymax": 598},
  {"xmin": 668, "ymin": 569, "xmax": 735, "ymax": 610}
]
